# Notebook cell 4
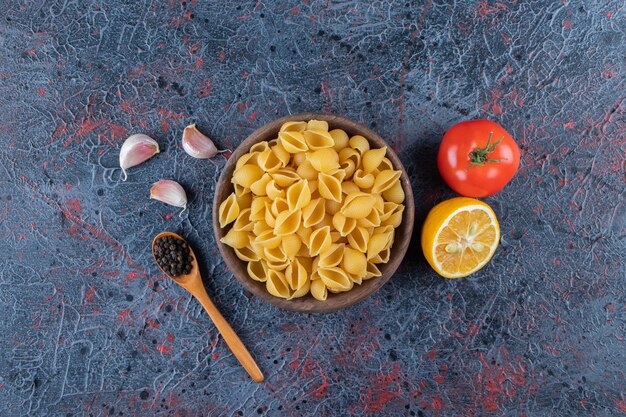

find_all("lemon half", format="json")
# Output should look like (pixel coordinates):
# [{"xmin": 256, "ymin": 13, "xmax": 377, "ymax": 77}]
[{"xmin": 422, "ymin": 197, "xmax": 500, "ymax": 278}]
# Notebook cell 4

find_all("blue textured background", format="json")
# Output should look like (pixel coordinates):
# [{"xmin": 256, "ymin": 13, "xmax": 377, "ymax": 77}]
[{"xmin": 1, "ymin": 1, "xmax": 625, "ymax": 416}]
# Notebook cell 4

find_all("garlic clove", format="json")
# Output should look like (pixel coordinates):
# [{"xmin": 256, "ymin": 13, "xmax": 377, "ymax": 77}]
[
  {"xmin": 119, "ymin": 134, "xmax": 160, "ymax": 181},
  {"xmin": 150, "ymin": 180, "xmax": 188, "ymax": 214},
  {"xmin": 182, "ymin": 124, "xmax": 227, "ymax": 159}
]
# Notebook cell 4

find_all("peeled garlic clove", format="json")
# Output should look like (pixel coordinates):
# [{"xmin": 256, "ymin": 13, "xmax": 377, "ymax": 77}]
[
  {"xmin": 119, "ymin": 134, "xmax": 160, "ymax": 181},
  {"xmin": 182, "ymin": 124, "xmax": 228, "ymax": 159},
  {"xmin": 150, "ymin": 180, "xmax": 187, "ymax": 214}
]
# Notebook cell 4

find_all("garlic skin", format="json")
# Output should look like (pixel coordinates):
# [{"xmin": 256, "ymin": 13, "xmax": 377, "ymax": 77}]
[
  {"xmin": 182, "ymin": 124, "xmax": 224, "ymax": 159},
  {"xmin": 119, "ymin": 134, "xmax": 160, "ymax": 181},
  {"xmin": 150, "ymin": 180, "xmax": 188, "ymax": 214}
]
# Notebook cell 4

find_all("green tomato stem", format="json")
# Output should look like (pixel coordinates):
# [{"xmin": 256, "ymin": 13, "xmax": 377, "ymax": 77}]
[{"xmin": 469, "ymin": 131, "xmax": 505, "ymax": 166}]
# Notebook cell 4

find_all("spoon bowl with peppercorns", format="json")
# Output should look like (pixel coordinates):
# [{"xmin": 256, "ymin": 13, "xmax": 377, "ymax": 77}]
[{"xmin": 151, "ymin": 231, "xmax": 264, "ymax": 382}]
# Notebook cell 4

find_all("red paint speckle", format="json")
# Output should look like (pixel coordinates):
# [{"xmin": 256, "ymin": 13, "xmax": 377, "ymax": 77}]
[
  {"xmin": 157, "ymin": 344, "xmax": 172, "ymax": 355},
  {"xmin": 563, "ymin": 20, "xmax": 573, "ymax": 29},
  {"xmin": 311, "ymin": 365, "xmax": 329, "ymax": 399},
  {"xmin": 431, "ymin": 393, "xmax": 444, "ymax": 410},
  {"xmin": 85, "ymin": 286, "xmax": 96, "ymax": 303},
  {"xmin": 563, "ymin": 121, "xmax": 576, "ymax": 129},
  {"xmin": 165, "ymin": 213, "xmax": 173, "ymax": 220},
  {"xmin": 145, "ymin": 318, "xmax": 160, "ymax": 329},
  {"xmin": 51, "ymin": 123, "xmax": 68, "ymax": 143},
  {"xmin": 236, "ymin": 102, "xmax": 249, "ymax": 113},
  {"xmin": 219, "ymin": 50, "xmax": 226, "ymax": 61},
  {"xmin": 357, "ymin": 363, "xmax": 402, "ymax": 413},
  {"xmin": 124, "ymin": 271, "xmax": 139, "ymax": 283},
  {"xmin": 488, "ymin": 90, "xmax": 504, "ymax": 115},
  {"xmin": 320, "ymin": 81, "xmax": 333, "ymax": 106},
  {"xmin": 157, "ymin": 108, "xmax": 187, "ymax": 122},
  {"xmin": 37, "ymin": 87, "xmax": 45, "ymax": 97},
  {"xmin": 248, "ymin": 111, "xmax": 258, "ymax": 121},
  {"xmin": 65, "ymin": 199, "xmax": 83, "ymax": 215},
  {"xmin": 77, "ymin": 118, "xmax": 103, "ymax": 138},
  {"xmin": 290, "ymin": 6, "xmax": 300, "ymax": 15},
  {"xmin": 474, "ymin": 352, "xmax": 531, "ymax": 413},
  {"xmin": 197, "ymin": 79, "xmax": 212, "ymax": 97},
  {"xmin": 301, "ymin": 357, "xmax": 315, "ymax": 378},
  {"xmin": 212, "ymin": 351, "xmax": 219, "ymax": 360},
  {"xmin": 602, "ymin": 67, "xmax": 615, "ymax": 79},
  {"xmin": 466, "ymin": 323, "xmax": 480, "ymax": 337},
  {"xmin": 129, "ymin": 65, "xmax": 146, "ymax": 77},
  {"xmin": 189, "ymin": 42, "xmax": 200, "ymax": 54},
  {"xmin": 117, "ymin": 309, "xmax": 131, "ymax": 323},
  {"xmin": 483, "ymin": 395, "xmax": 498, "ymax": 411},
  {"xmin": 476, "ymin": 1, "xmax": 507, "ymax": 18},
  {"xmin": 433, "ymin": 374, "xmax": 444, "ymax": 384},
  {"xmin": 423, "ymin": 348, "xmax": 437, "ymax": 361},
  {"xmin": 119, "ymin": 100, "xmax": 134, "ymax": 114},
  {"xmin": 617, "ymin": 399, "xmax": 626, "ymax": 413},
  {"xmin": 107, "ymin": 123, "xmax": 128, "ymax": 140},
  {"xmin": 68, "ymin": 224, "xmax": 88, "ymax": 240}
]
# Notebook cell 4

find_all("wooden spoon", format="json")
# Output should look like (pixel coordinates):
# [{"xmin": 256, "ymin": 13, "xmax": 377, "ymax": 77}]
[{"xmin": 152, "ymin": 231, "xmax": 264, "ymax": 382}]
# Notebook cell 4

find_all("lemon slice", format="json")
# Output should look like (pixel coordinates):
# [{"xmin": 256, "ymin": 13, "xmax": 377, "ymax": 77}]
[{"xmin": 421, "ymin": 197, "xmax": 500, "ymax": 278}]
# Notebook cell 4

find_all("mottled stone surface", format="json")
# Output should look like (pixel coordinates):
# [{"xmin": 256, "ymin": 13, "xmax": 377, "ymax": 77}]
[{"xmin": 1, "ymin": 0, "xmax": 624, "ymax": 416}]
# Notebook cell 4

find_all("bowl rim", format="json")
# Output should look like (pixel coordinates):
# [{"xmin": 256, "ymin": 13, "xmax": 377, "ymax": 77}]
[{"xmin": 212, "ymin": 113, "xmax": 414, "ymax": 313}]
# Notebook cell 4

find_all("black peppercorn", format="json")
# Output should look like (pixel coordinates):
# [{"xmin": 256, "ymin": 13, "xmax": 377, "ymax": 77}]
[{"xmin": 154, "ymin": 235, "xmax": 194, "ymax": 277}]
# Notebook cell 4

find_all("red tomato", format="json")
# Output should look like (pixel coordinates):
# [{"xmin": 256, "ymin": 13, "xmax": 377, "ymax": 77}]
[{"xmin": 437, "ymin": 120, "xmax": 520, "ymax": 197}]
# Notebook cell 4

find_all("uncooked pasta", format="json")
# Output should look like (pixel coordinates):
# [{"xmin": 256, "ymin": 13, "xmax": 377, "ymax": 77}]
[{"xmin": 218, "ymin": 120, "xmax": 405, "ymax": 300}]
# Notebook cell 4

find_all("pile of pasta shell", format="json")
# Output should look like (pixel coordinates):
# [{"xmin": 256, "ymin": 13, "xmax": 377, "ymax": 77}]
[{"xmin": 218, "ymin": 120, "xmax": 405, "ymax": 301}]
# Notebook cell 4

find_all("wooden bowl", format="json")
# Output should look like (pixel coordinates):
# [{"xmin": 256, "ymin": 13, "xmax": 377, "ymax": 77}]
[{"xmin": 212, "ymin": 113, "xmax": 414, "ymax": 313}]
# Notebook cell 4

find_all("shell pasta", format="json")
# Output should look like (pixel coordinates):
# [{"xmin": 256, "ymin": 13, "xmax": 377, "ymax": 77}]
[{"xmin": 218, "ymin": 120, "xmax": 405, "ymax": 300}]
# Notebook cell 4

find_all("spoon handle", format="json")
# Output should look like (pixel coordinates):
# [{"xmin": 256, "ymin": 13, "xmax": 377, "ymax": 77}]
[{"xmin": 194, "ymin": 289, "xmax": 264, "ymax": 382}]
